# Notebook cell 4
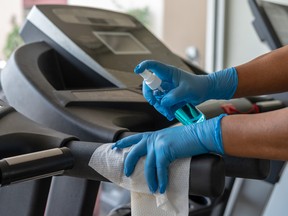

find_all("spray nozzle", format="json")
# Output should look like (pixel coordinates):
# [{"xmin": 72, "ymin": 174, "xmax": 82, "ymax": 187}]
[{"xmin": 139, "ymin": 70, "xmax": 162, "ymax": 90}]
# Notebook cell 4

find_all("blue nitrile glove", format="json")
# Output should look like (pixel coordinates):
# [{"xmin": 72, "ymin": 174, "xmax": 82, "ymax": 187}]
[
  {"xmin": 134, "ymin": 60, "xmax": 238, "ymax": 120},
  {"xmin": 112, "ymin": 114, "xmax": 226, "ymax": 194}
]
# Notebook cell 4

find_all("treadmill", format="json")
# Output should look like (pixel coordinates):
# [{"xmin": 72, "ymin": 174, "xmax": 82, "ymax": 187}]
[{"xmin": 0, "ymin": 4, "xmax": 285, "ymax": 216}]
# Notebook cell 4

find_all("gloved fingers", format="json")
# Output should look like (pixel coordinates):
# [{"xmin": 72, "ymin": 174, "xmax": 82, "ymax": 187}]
[
  {"xmin": 143, "ymin": 89, "xmax": 175, "ymax": 120},
  {"xmin": 143, "ymin": 78, "xmax": 175, "ymax": 120},
  {"xmin": 153, "ymin": 102, "xmax": 175, "ymax": 121},
  {"xmin": 113, "ymin": 133, "xmax": 144, "ymax": 149},
  {"xmin": 145, "ymin": 166, "xmax": 158, "ymax": 194},
  {"xmin": 143, "ymin": 82, "xmax": 157, "ymax": 106},
  {"xmin": 161, "ymin": 87, "xmax": 187, "ymax": 107},
  {"xmin": 156, "ymin": 150, "xmax": 170, "ymax": 194},
  {"xmin": 134, "ymin": 60, "xmax": 174, "ymax": 82},
  {"xmin": 157, "ymin": 166, "xmax": 169, "ymax": 194},
  {"xmin": 143, "ymin": 82, "xmax": 174, "ymax": 120},
  {"xmin": 124, "ymin": 139, "xmax": 147, "ymax": 177},
  {"xmin": 145, "ymin": 137, "xmax": 158, "ymax": 193}
]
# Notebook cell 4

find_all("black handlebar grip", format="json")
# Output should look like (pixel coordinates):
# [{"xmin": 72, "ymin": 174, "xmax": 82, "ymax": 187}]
[
  {"xmin": 223, "ymin": 155, "xmax": 270, "ymax": 179},
  {"xmin": 0, "ymin": 147, "xmax": 74, "ymax": 186},
  {"xmin": 189, "ymin": 154, "xmax": 225, "ymax": 197}
]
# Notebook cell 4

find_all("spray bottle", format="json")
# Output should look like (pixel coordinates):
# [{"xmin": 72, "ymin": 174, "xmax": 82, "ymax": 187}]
[{"xmin": 139, "ymin": 70, "xmax": 205, "ymax": 125}]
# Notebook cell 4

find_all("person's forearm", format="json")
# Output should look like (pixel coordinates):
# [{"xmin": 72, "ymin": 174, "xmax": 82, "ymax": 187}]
[
  {"xmin": 233, "ymin": 45, "xmax": 288, "ymax": 98},
  {"xmin": 221, "ymin": 108, "xmax": 288, "ymax": 160}
]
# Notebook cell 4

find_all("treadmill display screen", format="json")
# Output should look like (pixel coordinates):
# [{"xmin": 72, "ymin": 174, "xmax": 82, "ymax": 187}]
[{"xmin": 93, "ymin": 31, "xmax": 150, "ymax": 55}]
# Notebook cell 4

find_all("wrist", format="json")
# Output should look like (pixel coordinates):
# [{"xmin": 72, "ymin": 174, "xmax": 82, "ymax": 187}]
[
  {"xmin": 208, "ymin": 67, "xmax": 238, "ymax": 100},
  {"xmin": 193, "ymin": 114, "xmax": 226, "ymax": 155},
  {"xmin": 213, "ymin": 114, "xmax": 226, "ymax": 154}
]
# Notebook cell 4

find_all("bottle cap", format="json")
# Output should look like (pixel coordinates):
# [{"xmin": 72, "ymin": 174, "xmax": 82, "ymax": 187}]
[{"xmin": 139, "ymin": 70, "xmax": 162, "ymax": 90}]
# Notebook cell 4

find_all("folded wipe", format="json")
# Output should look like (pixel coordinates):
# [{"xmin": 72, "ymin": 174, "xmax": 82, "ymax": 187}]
[{"xmin": 89, "ymin": 143, "xmax": 191, "ymax": 216}]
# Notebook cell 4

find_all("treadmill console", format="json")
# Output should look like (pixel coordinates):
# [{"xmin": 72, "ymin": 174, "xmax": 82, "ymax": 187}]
[{"xmin": 21, "ymin": 5, "xmax": 191, "ymax": 88}]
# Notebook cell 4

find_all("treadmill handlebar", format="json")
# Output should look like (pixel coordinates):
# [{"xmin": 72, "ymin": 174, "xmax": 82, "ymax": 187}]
[
  {"xmin": 0, "ymin": 147, "xmax": 74, "ymax": 186},
  {"xmin": 64, "ymin": 140, "xmax": 225, "ymax": 197},
  {"xmin": 0, "ymin": 108, "xmax": 225, "ymax": 197},
  {"xmin": 0, "ymin": 130, "xmax": 272, "ymax": 197},
  {"xmin": 0, "ymin": 140, "xmax": 225, "ymax": 197}
]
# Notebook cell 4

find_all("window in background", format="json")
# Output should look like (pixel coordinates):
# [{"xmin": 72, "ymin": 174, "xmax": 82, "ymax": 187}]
[
  {"xmin": 0, "ymin": 0, "xmax": 69, "ymax": 61},
  {"xmin": 0, "ymin": 1, "xmax": 23, "ymax": 61},
  {"xmin": 2, "ymin": 16, "xmax": 23, "ymax": 60}
]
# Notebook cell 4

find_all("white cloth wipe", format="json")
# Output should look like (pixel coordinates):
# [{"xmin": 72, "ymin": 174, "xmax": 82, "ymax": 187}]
[{"xmin": 89, "ymin": 143, "xmax": 191, "ymax": 216}]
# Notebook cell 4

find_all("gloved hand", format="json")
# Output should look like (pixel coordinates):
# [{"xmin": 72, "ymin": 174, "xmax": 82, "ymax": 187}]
[
  {"xmin": 135, "ymin": 60, "xmax": 238, "ymax": 120},
  {"xmin": 112, "ymin": 114, "xmax": 226, "ymax": 194}
]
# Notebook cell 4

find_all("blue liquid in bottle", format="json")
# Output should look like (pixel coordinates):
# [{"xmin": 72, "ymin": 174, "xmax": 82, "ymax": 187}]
[{"xmin": 140, "ymin": 70, "xmax": 205, "ymax": 125}]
